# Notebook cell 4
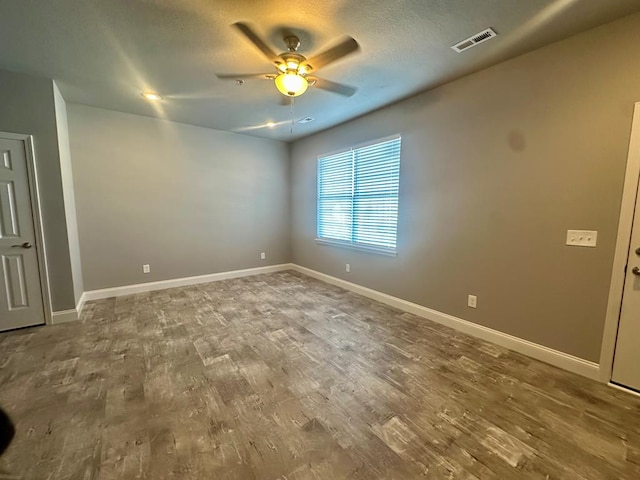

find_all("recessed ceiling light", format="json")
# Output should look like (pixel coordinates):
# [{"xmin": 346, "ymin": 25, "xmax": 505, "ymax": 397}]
[{"xmin": 141, "ymin": 91, "xmax": 162, "ymax": 101}]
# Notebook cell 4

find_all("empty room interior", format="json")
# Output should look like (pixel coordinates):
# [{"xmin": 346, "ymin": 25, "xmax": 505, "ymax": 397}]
[{"xmin": 2, "ymin": 0, "xmax": 640, "ymax": 478}]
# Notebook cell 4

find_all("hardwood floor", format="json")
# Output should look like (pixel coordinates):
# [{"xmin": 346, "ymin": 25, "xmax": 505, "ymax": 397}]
[{"xmin": 0, "ymin": 270, "xmax": 639, "ymax": 479}]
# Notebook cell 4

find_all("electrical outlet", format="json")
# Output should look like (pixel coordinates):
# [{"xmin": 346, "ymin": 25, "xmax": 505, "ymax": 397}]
[
  {"xmin": 260, "ymin": 252, "xmax": 266, "ymax": 260},
  {"xmin": 143, "ymin": 264, "xmax": 150, "ymax": 274},
  {"xmin": 345, "ymin": 263, "xmax": 350, "ymax": 273},
  {"xmin": 468, "ymin": 295, "xmax": 477, "ymax": 308}
]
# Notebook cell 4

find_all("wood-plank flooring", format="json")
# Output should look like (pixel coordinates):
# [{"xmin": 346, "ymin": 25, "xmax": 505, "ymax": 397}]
[{"xmin": 1, "ymin": 270, "xmax": 639, "ymax": 479}]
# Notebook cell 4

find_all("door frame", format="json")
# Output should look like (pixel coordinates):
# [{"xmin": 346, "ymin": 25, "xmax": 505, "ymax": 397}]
[
  {"xmin": 600, "ymin": 102, "xmax": 640, "ymax": 383},
  {"xmin": 1, "ymin": 131, "xmax": 52, "ymax": 326}
]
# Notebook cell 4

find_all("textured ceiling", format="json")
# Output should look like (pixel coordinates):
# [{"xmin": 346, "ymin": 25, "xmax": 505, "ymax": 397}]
[{"xmin": 1, "ymin": 0, "xmax": 639, "ymax": 142}]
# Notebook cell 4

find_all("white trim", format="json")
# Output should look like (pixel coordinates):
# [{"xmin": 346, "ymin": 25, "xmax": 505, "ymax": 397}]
[
  {"xmin": 608, "ymin": 382, "xmax": 640, "ymax": 398},
  {"xmin": 290, "ymin": 264, "xmax": 600, "ymax": 380},
  {"xmin": 82, "ymin": 264, "xmax": 293, "ymax": 301},
  {"xmin": 51, "ymin": 309, "xmax": 78, "ymax": 324},
  {"xmin": 76, "ymin": 292, "xmax": 87, "ymax": 316},
  {"xmin": 600, "ymin": 102, "xmax": 640, "ymax": 383},
  {"xmin": 24, "ymin": 135, "xmax": 54, "ymax": 326}
]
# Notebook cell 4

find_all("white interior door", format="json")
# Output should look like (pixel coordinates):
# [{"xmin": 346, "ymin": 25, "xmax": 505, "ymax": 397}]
[
  {"xmin": 0, "ymin": 135, "xmax": 45, "ymax": 331},
  {"xmin": 612, "ymin": 184, "xmax": 640, "ymax": 391}
]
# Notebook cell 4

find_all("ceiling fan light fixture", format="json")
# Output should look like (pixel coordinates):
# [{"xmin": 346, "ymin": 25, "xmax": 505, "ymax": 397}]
[{"xmin": 275, "ymin": 72, "xmax": 308, "ymax": 97}]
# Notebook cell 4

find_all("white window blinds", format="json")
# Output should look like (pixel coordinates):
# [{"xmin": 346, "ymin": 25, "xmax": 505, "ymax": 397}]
[{"xmin": 317, "ymin": 136, "xmax": 401, "ymax": 254}]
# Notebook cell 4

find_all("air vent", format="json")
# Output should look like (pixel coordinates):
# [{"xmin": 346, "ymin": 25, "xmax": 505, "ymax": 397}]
[
  {"xmin": 297, "ymin": 116, "xmax": 314, "ymax": 124},
  {"xmin": 451, "ymin": 28, "xmax": 497, "ymax": 53}
]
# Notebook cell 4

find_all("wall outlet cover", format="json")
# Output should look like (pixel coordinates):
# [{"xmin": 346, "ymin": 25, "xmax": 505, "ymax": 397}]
[
  {"xmin": 143, "ymin": 264, "xmax": 150, "ymax": 273},
  {"xmin": 468, "ymin": 294, "xmax": 477, "ymax": 308}
]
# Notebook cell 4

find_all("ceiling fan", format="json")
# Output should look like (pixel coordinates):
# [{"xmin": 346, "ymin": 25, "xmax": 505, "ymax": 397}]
[{"xmin": 216, "ymin": 22, "xmax": 360, "ymax": 99}]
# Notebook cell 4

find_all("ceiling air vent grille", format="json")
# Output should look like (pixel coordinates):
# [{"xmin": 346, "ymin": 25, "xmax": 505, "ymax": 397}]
[{"xmin": 451, "ymin": 28, "xmax": 497, "ymax": 53}]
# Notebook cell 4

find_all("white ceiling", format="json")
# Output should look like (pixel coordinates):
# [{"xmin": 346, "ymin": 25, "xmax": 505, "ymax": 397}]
[{"xmin": 1, "ymin": 0, "xmax": 639, "ymax": 142}]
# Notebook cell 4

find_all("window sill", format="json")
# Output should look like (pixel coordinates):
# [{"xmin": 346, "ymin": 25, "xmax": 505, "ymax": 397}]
[{"xmin": 314, "ymin": 238, "xmax": 397, "ymax": 257}]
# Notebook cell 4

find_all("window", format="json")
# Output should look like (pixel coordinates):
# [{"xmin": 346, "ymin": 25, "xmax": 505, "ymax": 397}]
[{"xmin": 317, "ymin": 135, "xmax": 401, "ymax": 255}]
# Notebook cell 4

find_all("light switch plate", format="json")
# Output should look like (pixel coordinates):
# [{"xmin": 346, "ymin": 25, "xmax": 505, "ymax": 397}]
[{"xmin": 566, "ymin": 230, "xmax": 597, "ymax": 247}]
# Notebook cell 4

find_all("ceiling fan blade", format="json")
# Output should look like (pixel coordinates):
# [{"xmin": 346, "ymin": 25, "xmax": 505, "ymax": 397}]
[
  {"xmin": 233, "ymin": 22, "xmax": 280, "ymax": 63},
  {"xmin": 216, "ymin": 73, "xmax": 275, "ymax": 80},
  {"xmin": 310, "ymin": 77, "xmax": 357, "ymax": 97},
  {"xmin": 305, "ymin": 37, "xmax": 359, "ymax": 70}
]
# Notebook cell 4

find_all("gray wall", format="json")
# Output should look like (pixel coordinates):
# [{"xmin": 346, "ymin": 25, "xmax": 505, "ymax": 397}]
[
  {"xmin": 68, "ymin": 105, "xmax": 290, "ymax": 291},
  {"xmin": 291, "ymin": 13, "xmax": 640, "ymax": 362},
  {"xmin": 0, "ymin": 69, "xmax": 76, "ymax": 312},
  {"xmin": 53, "ymin": 82, "xmax": 84, "ymax": 306}
]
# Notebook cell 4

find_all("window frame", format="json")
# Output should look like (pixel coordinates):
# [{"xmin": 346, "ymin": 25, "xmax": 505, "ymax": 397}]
[{"xmin": 315, "ymin": 134, "xmax": 401, "ymax": 257}]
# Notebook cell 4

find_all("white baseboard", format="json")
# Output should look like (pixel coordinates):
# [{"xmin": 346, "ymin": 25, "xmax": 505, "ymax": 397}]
[
  {"xmin": 290, "ymin": 264, "xmax": 600, "ymax": 381},
  {"xmin": 608, "ymin": 382, "xmax": 640, "ymax": 398},
  {"xmin": 51, "ymin": 309, "xmax": 79, "ymax": 324},
  {"xmin": 82, "ymin": 263, "xmax": 293, "ymax": 302},
  {"xmin": 76, "ymin": 293, "xmax": 87, "ymax": 316}
]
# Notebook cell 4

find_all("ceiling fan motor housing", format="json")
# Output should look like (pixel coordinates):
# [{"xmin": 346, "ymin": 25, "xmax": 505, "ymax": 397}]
[{"xmin": 278, "ymin": 53, "xmax": 309, "ymax": 74}]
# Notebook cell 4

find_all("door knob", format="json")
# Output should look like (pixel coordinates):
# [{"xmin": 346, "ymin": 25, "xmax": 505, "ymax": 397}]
[
  {"xmin": 633, "ymin": 266, "xmax": 640, "ymax": 276},
  {"xmin": 11, "ymin": 242, "xmax": 32, "ymax": 249},
  {"xmin": 636, "ymin": 247, "xmax": 640, "ymax": 256}
]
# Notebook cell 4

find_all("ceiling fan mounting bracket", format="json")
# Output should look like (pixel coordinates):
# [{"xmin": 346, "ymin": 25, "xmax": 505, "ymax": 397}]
[{"xmin": 284, "ymin": 35, "xmax": 301, "ymax": 52}]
